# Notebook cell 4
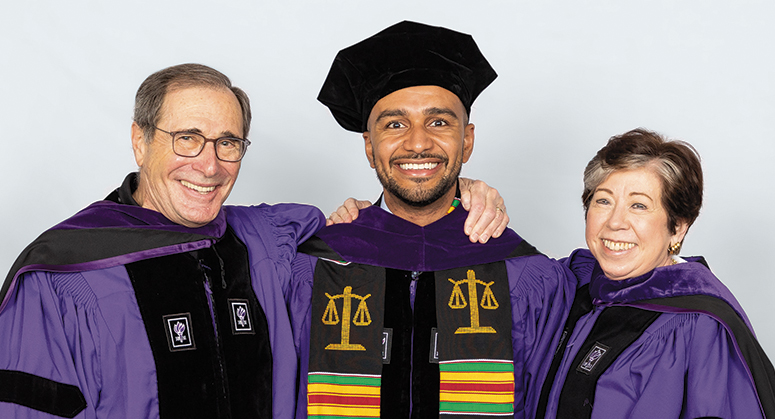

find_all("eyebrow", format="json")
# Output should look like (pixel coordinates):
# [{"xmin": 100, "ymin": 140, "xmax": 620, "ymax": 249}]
[
  {"xmin": 373, "ymin": 106, "xmax": 459, "ymax": 125},
  {"xmin": 424, "ymin": 107, "xmax": 459, "ymax": 120},
  {"xmin": 630, "ymin": 192, "xmax": 654, "ymax": 200},
  {"xmin": 176, "ymin": 127, "xmax": 243, "ymax": 139},
  {"xmin": 373, "ymin": 109, "xmax": 408, "ymax": 125},
  {"xmin": 595, "ymin": 188, "xmax": 654, "ymax": 201}
]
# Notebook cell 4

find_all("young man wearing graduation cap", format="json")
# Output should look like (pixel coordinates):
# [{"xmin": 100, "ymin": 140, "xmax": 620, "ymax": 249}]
[{"xmin": 289, "ymin": 21, "xmax": 576, "ymax": 419}]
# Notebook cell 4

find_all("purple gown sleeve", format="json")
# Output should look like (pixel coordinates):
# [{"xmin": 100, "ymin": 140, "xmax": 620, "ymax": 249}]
[
  {"xmin": 591, "ymin": 312, "xmax": 763, "ymax": 419},
  {"xmin": 506, "ymin": 255, "xmax": 576, "ymax": 419},
  {"xmin": 0, "ymin": 271, "xmax": 100, "ymax": 418},
  {"xmin": 289, "ymin": 253, "xmax": 317, "ymax": 419}
]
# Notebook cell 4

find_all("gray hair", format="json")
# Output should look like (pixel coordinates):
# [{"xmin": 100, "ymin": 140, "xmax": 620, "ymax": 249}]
[{"xmin": 133, "ymin": 63, "xmax": 251, "ymax": 142}]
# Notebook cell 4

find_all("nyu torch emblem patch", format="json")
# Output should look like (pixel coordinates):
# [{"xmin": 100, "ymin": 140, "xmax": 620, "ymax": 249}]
[
  {"xmin": 577, "ymin": 342, "xmax": 610, "ymax": 374},
  {"xmin": 163, "ymin": 313, "xmax": 196, "ymax": 352},
  {"xmin": 229, "ymin": 299, "xmax": 254, "ymax": 335}
]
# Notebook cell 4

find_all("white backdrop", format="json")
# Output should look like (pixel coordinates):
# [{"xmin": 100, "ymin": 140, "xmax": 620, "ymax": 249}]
[{"xmin": 1, "ymin": 1, "xmax": 773, "ymax": 358}]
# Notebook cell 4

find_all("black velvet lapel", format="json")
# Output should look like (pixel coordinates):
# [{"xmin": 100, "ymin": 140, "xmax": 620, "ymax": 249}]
[
  {"xmin": 125, "ymin": 227, "xmax": 271, "ymax": 418},
  {"xmin": 379, "ymin": 269, "xmax": 412, "ymax": 418},
  {"xmin": 411, "ymin": 271, "xmax": 439, "ymax": 419},
  {"xmin": 536, "ymin": 285, "xmax": 593, "ymax": 419},
  {"xmin": 556, "ymin": 306, "xmax": 661, "ymax": 419},
  {"xmin": 379, "ymin": 270, "xmax": 439, "ymax": 419},
  {"xmin": 212, "ymin": 228, "xmax": 273, "ymax": 417}
]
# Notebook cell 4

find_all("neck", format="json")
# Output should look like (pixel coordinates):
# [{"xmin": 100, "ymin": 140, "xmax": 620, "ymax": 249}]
[
  {"xmin": 132, "ymin": 179, "xmax": 152, "ymax": 211},
  {"xmin": 383, "ymin": 185, "xmax": 458, "ymax": 227},
  {"xmin": 132, "ymin": 186, "xmax": 146, "ymax": 208}
]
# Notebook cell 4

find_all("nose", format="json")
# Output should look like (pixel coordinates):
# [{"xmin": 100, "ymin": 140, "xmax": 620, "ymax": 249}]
[
  {"xmin": 606, "ymin": 203, "xmax": 628, "ymax": 230},
  {"xmin": 192, "ymin": 141, "xmax": 220, "ymax": 177},
  {"xmin": 402, "ymin": 126, "xmax": 434, "ymax": 154}
]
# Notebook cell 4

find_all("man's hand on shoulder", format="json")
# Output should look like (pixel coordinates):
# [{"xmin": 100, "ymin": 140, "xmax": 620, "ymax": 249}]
[
  {"xmin": 459, "ymin": 177, "xmax": 509, "ymax": 244},
  {"xmin": 326, "ymin": 198, "xmax": 371, "ymax": 226}
]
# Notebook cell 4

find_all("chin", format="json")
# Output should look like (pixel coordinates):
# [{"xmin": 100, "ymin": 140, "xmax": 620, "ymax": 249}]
[
  {"xmin": 602, "ymin": 271, "xmax": 629, "ymax": 281},
  {"xmin": 178, "ymin": 209, "xmax": 219, "ymax": 228},
  {"xmin": 602, "ymin": 264, "xmax": 649, "ymax": 281}
]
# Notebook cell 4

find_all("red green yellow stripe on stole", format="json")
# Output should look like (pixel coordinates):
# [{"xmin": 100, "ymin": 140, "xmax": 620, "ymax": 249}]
[
  {"xmin": 439, "ymin": 359, "xmax": 515, "ymax": 416},
  {"xmin": 307, "ymin": 372, "xmax": 381, "ymax": 418}
]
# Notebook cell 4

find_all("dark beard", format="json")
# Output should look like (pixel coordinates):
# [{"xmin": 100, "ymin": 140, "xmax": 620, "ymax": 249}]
[{"xmin": 375, "ymin": 153, "xmax": 462, "ymax": 208}]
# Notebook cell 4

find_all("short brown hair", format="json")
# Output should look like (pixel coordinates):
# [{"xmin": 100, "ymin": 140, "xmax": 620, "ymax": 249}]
[
  {"xmin": 133, "ymin": 63, "xmax": 251, "ymax": 141},
  {"xmin": 582, "ymin": 128, "xmax": 703, "ymax": 234}
]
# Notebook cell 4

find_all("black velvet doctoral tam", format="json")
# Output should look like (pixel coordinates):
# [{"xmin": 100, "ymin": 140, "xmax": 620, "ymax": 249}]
[{"xmin": 317, "ymin": 20, "xmax": 497, "ymax": 133}]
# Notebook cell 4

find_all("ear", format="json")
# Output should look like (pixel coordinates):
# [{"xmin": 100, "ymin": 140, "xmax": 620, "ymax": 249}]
[
  {"xmin": 363, "ymin": 131, "xmax": 376, "ymax": 169},
  {"xmin": 670, "ymin": 219, "xmax": 690, "ymax": 248},
  {"xmin": 461, "ymin": 123, "xmax": 475, "ymax": 163},
  {"xmin": 131, "ymin": 122, "xmax": 148, "ymax": 167}
]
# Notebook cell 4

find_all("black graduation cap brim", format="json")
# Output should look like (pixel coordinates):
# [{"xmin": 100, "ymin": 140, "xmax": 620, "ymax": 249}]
[{"xmin": 318, "ymin": 21, "xmax": 497, "ymax": 133}]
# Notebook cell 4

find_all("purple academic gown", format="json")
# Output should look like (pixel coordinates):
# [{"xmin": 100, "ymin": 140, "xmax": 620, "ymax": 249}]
[
  {"xmin": 0, "ymin": 196, "xmax": 324, "ymax": 418},
  {"xmin": 289, "ymin": 206, "xmax": 576, "ymax": 419},
  {"xmin": 540, "ymin": 248, "xmax": 775, "ymax": 419}
]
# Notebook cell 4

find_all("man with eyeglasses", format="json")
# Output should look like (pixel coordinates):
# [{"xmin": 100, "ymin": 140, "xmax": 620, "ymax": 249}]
[
  {"xmin": 0, "ymin": 63, "xmax": 321, "ymax": 419},
  {"xmin": 0, "ymin": 63, "xmax": 507, "ymax": 418}
]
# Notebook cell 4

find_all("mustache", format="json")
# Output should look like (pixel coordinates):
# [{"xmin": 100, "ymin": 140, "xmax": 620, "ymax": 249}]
[{"xmin": 389, "ymin": 153, "xmax": 448, "ymax": 165}]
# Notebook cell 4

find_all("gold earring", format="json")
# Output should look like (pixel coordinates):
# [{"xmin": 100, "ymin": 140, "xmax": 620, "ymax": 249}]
[{"xmin": 668, "ymin": 242, "xmax": 682, "ymax": 255}]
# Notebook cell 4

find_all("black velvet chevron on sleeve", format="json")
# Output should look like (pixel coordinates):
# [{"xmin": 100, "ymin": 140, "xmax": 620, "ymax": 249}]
[{"xmin": 0, "ymin": 369, "xmax": 87, "ymax": 418}]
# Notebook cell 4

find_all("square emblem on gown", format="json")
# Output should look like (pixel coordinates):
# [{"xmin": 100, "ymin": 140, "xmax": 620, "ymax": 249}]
[
  {"xmin": 163, "ymin": 313, "xmax": 196, "ymax": 352},
  {"xmin": 577, "ymin": 342, "xmax": 610, "ymax": 374},
  {"xmin": 229, "ymin": 299, "xmax": 255, "ymax": 335}
]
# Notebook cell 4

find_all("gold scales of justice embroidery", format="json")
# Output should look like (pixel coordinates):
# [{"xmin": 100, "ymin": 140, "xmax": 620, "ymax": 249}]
[
  {"xmin": 448, "ymin": 269, "xmax": 499, "ymax": 334},
  {"xmin": 321, "ymin": 269, "xmax": 497, "ymax": 351},
  {"xmin": 322, "ymin": 286, "xmax": 372, "ymax": 351}
]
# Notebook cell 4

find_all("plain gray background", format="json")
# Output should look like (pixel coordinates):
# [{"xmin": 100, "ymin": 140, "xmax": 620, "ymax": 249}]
[{"xmin": 2, "ymin": 1, "xmax": 773, "ymax": 358}]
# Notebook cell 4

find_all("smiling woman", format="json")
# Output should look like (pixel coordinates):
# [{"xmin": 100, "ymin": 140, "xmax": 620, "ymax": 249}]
[
  {"xmin": 585, "ymin": 167, "xmax": 686, "ymax": 280},
  {"xmin": 581, "ymin": 129, "xmax": 702, "ymax": 281},
  {"xmin": 537, "ymin": 128, "xmax": 775, "ymax": 419}
]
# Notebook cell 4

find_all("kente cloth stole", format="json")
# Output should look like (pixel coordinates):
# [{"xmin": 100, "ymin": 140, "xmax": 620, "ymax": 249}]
[
  {"xmin": 435, "ymin": 263, "xmax": 515, "ymax": 417},
  {"xmin": 307, "ymin": 260, "xmax": 514, "ymax": 418},
  {"xmin": 308, "ymin": 261, "xmax": 386, "ymax": 419}
]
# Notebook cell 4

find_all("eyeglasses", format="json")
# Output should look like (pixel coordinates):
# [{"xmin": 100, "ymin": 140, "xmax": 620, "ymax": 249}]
[{"xmin": 154, "ymin": 126, "xmax": 251, "ymax": 162}]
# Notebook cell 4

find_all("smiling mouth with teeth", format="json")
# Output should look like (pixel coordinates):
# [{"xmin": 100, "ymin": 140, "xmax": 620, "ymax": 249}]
[
  {"xmin": 602, "ymin": 239, "xmax": 635, "ymax": 251},
  {"xmin": 181, "ymin": 180, "xmax": 216, "ymax": 194},
  {"xmin": 398, "ymin": 162, "xmax": 439, "ymax": 170}
]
